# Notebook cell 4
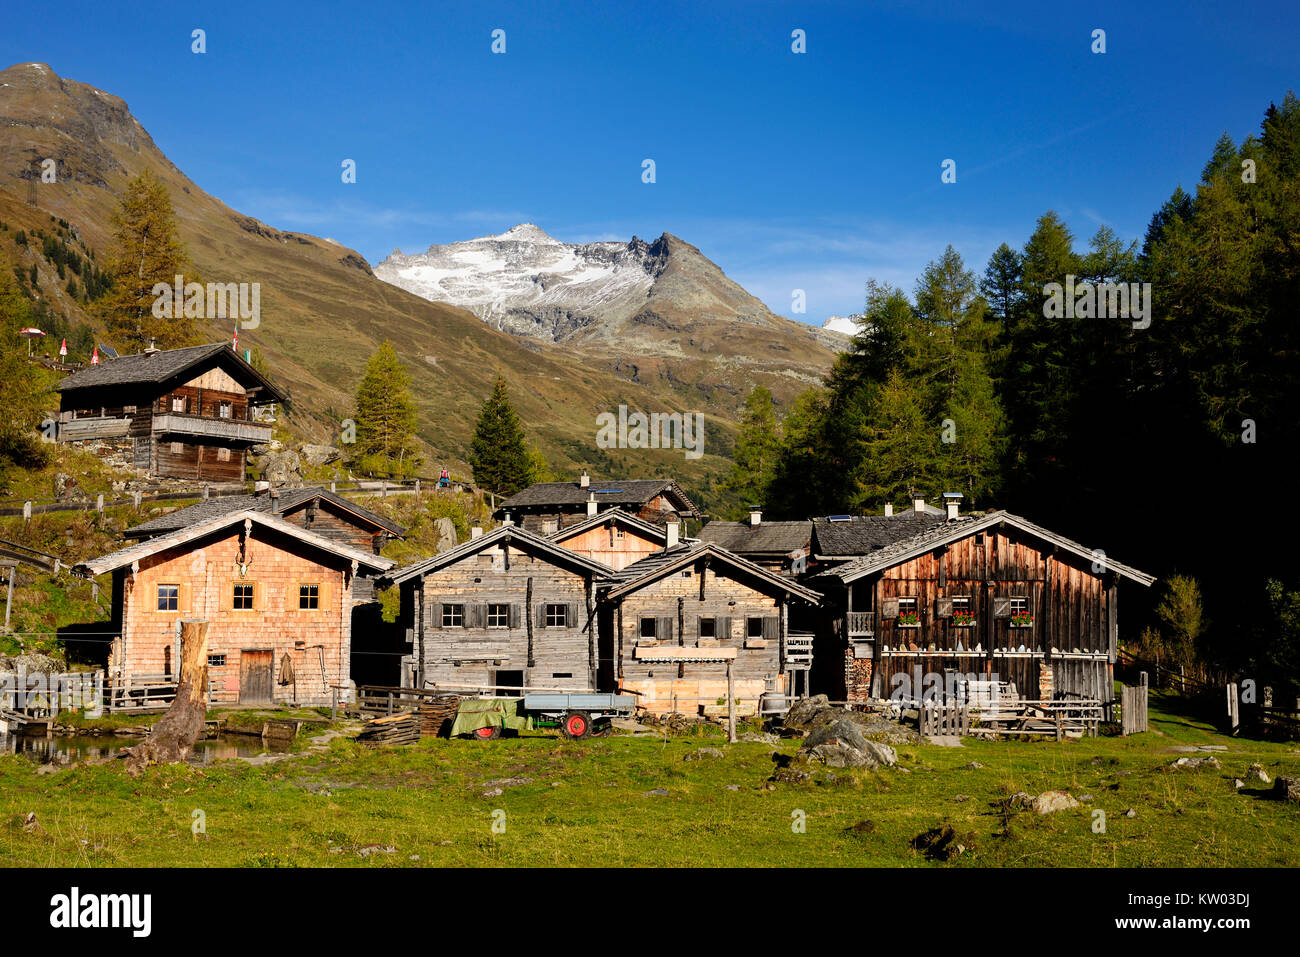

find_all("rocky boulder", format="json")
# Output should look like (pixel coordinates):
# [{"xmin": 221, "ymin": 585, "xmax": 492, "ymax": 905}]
[
  {"xmin": 798, "ymin": 718, "xmax": 897, "ymax": 768},
  {"xmin": 257, "ymin": 449, "xmax": 303, "ymax": 487},
  {"xmin": 299, "ymin": 444, "xmax": 341, "ymax": 467},
  {"xmin": 434, "ymin": 517, "xmax": 457, "ymax": 553},
  {"xmin": 1274, "ymin": 776, "xmax": 1300, "ymax": 802},
  {"xmin": 1032, "ymin": 791, "xmax": 1080, "ymax": 814},
  {"xmin": 780, "ymin": 695, "xmax": 921, "ymax": 747}
]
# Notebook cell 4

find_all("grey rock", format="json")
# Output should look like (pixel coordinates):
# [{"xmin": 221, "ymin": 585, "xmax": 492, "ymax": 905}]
[
  {"xmin": 434, "ymin": 517, "xmax": 456, "ymax": 553},
  {"xmin": 1234, "ymin": 779, "xmax": 1246, "ymax": 789},
  {"xmin": 299, "ymin": 444, "xmax": 341, "ymax": 467},
  {"xmin": 643, "ymin": 788, "xmax": 669, "ymax": 796},
  {"xmin": 961, "ymin": 761, "xmax": 984, "ymax": 770},
  {"xmin": 482, "ymin": 787, "xmax": 503, "ymax": 798},
  {"xmin": 1274, "ymin": 776, "xmax": 1300, "ymax": 802},
  {"xmin": 684, "ymin": 747, "xmax": 724, "ymax": 761},
  {"xmin": 1246, "ymin": 763, "xmax": 1270, "ymax": 784},
  {"xmin": 1124, "ymin": 808, "xmax": 1137, "ymax": 818},
  {"xmin": 1032, "ymin": 790, "xmax": 1080, "ymax": 814},
  {"xmin": 1172, "ymin": 755, "xmax": 1221, "ymax": 770},
  {"xmin": 257, "ymin": 449, "xmax": 303, "ymax": 487}
]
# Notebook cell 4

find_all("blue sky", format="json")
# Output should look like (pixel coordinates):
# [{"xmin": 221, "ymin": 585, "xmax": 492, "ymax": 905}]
[{"xmin": 4, "ymin": 0, "xmax": 1296, "ymax": 323}]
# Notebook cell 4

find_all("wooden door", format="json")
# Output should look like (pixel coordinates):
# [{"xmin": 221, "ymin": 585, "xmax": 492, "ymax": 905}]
[{"xmin": 240, "ymin": 649, "xmax": 273, "ymax": 704}]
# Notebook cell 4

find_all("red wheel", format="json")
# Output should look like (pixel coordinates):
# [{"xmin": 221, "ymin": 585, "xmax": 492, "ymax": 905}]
[
  {"xmin": 473, "ymin": 725, "xmax": 501, "ymax": 740},
  {"xmin": 561, "ymin": 711, "xmax": 592, "ymax": 740}
]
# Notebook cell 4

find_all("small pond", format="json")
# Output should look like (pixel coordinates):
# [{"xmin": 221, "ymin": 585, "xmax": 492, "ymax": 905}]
[{"xmin": 0, "ymin": 731, "xmax": 283, "ymax": 765}]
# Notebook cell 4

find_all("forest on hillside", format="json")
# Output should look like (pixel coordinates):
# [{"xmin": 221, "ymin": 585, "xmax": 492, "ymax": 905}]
[{"xmin": 727, "ymin": 94, "xmax": 1300, "ymax": 696}]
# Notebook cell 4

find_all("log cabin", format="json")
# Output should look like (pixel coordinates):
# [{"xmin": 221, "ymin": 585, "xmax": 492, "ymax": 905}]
[
  {"xmin": 75, "ymin": 510, "xmax": 395, "ymax": 706},
  {"xmin": 380, "ymin": 524, "xmax": 614, "ymax": 693},
  {"xmin": 599, "ymin": 531, "xmax": 823, "ymax": 715},
  {"xmin": 56, "ymin": 342, "xmax": 286, "ymax": 481},
  {"xmin": 495, "ymin": 472, "xmax": 699, "ymax": 534},
  {"xmin": 806, "ymin": 510, "xmax": 1155, "ymax": 705},
  {"xmin": 547, "ymin": 508, "xmax": 667, "ymax": 570},
  {"xmin": 696, "ymin": 510, "xmax": 812, "ymax": 578}
]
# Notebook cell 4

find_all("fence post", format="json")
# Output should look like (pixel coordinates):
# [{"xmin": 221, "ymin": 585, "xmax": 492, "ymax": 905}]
[
  {"xmin": 202, "ymin": 483, "xmax": 210, "ymax": 501},
  {"xmin": 132, "ymin": 490, "xmax": 142, "ymax": 509},
  {"xmin": 331, "ymin": 686, "xmax": 338, "ymax": 720},
  {"xmin": 22, "ymin": 501, "xmax": 31, "ymax": 522},
  {"xmin": 96, "ymin": 493, "xmax": 104, "ymax": 515},
  {"xmin": 414, "ymin": 479, "xmax": 420, "ymax": 495},
  {"xmin": 330, "ymin": 481, "xmax": 336, "ymax": 494}
]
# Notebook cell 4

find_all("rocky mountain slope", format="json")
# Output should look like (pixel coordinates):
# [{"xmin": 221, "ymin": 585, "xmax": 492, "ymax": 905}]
[{"xmin": 0, "ymin": 62, "xmax": 837, "ymax": 497}]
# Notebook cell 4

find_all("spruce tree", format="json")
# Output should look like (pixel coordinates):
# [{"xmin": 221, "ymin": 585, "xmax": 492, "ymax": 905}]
[
  {"xmin": 349, "ymin": 341, "xmax": 422, "ymax": 477},
  {"xmin": 469, "ymin": 376, "xmax": 535, "ymax": 496},
  {"xmin": 724, "ymin": 386, "xmax": 781, "ymax": 511}
]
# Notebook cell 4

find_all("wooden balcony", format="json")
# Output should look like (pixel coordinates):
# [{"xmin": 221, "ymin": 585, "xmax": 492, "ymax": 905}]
[
  {"xmin": 847, "ymin": 611, "xmax": 873, "ymax": 637},
  {"xmin": 152, "ymin": 413, "xmax": 271, "ymax": 444}
]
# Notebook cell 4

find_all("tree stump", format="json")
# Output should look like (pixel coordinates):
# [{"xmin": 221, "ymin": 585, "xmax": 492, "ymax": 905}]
[{"xmin": 125, "ymin": 620, "xmax": 210, "ymax": 776}]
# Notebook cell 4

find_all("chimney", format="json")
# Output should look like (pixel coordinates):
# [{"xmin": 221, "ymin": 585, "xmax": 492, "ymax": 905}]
[
  {"xmin": 269, "ymin": 488, "xmax": 280, "ymax": 514},
  {"xmin": 254, "ymin": 481, "xmax": 270, "ymax": 496},
  {"xmin": 884, "ymin": 503, "xmax": 893, "ymax": 517},
  {"xmin": 943, "ymin": 492, "xmax": 963, "ymax": 521},
  {"xmin": 586, "ymin": 493, "xmax": 598, "ymax": 517},
  {"xmin": 579, "ymin": 470, "xmax": 590, "ymax": 489},
  {"xmin": 501, "ymin": 513, "xmax": 514, "ymax": 527},
  {"xmin": 664, "ymin": 521, "xmax": 680, "ymax": 550},
  {"xmin": 144, "ymin": 338, "xmax": 160, "ymax": 355},
  {"xmin": 470, "ymin": 526, "xmax": 483, "ymax": 539},
  {"xmin": 913, "ymin": 495, "xmax": 926, "ymax": 515},
  {"xmin": 749, "ymin": 507, "xmax": 762, "ymax": 527}
]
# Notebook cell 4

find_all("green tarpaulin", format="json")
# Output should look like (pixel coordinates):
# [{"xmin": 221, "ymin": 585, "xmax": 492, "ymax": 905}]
[{"xmin": 450, "ymin": 697, "xmax": 533, "ymax": 736}]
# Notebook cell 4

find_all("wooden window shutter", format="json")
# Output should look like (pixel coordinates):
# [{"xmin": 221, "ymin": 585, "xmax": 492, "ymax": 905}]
[
  {"xmin": 430, "ymin": 601, "xmax": 443, "ymax": 629},
  {"xmin": 881, "ymin": 597, "xmax": 900, "ymax": 618},
  {"xmin": 696, "ymin": 615, "xmax": 705, "ymax": 638},
  {"xmin": 470, "ymin": 604, "xmax": 486, "ymax": 628},
  {"xmin": 719, "ymin": 616, "xmax": 731, "ymax": 640},
  {"xmin": 657, "ymin": 616, "xmax": 673, "ymax": 640},
  {"xmin": 935, "ymin": 596, "xmax": 954, "ymax": 618},
  {"xmin": 993, "ymin": 596, "xmax": 1012, "ymax": 619},
  {"xmin": 536, "ymin": 604, "xmax": 547, "ymax": 628},
  {"xmin": 509, "ymin": 603, "xmax": 521, "ymax": 629},
  {"xmin": 254, "ymin": 581, "xmax": 266, "ymax": 610},
  {"xmin": 762, "ymin": 616, "xmax": 778, "ymax": 639},
  {"xmin": 567, "ymin": 603, "xmax": 579, "ymax": 628},
  {"xmin": 179, "ymin": 582, "xmax": 193, "ymax": 614},
  {"xmin": 319, "ymin": 580, "xmax": 333, "ymax": 613}
]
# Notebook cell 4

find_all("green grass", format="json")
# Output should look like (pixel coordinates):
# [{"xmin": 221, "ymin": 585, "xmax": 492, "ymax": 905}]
[{"xmin": 2, "ymin": 694, "xmax": 1297, "ymax": 868}]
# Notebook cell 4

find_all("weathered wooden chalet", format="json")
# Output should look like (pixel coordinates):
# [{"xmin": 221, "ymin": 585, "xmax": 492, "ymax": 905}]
[
  {"xmin": 495, "ymin": 473, "xmax": 699, "ymax": 534},
  {"xmin": 76, "ymin": 510, "xmax": 395, "ymax": 706},
  {"xmin": 381, "ymin": 524, "xmax": 614, "ymax": 693},
  {"xmin": 56, "ymin": 342, "xmax": 286, "ymax": 481},
  {"xmin": 806, "ymin": 511, "xmax": 1155, "ymax": 705},
  {"xmin": 547, "ymin": 508, "xmax": 667, "ymax": 570},
  {"xmin": 599, "ymin": 536, "xmax": 822, "ymax": 715},
  {"xmin": 123, "ymin": 485, "xmax": 406, "ymax": 605}
]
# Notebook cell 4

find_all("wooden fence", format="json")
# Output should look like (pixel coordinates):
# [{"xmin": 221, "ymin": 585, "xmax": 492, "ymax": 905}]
[
  {"xmin": 104, "ymin": 673, "xmax": 218, "ymax": 713},
  {"xmin": 920, "ymin": 704, "xmax": 970, "ymax": 736},
  {"xmin": 1120, "ymin": 673, "xmax": 1149, "ymax": 735}
]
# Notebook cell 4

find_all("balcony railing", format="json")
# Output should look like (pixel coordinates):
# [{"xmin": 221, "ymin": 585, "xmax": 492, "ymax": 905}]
[
  {"xmin": 151, "ymin": 413, "xmax": 271, "ymax": 444},
  {"xmin": 847, "ymin": 611, "xmax": 873, "ymax": 637}
]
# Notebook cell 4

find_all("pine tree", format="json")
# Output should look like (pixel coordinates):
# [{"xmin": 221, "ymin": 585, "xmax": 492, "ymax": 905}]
[
  {"xmin": 468, "ymin": 376, "xmax": 535, "ymax": 496},
  {"xmin": 349, "ymin": 341, "xmax": 422, "ymax": 477},
  {"xmin": 724, "ymin": 386, "xmax": 781, "ymax": 510},
  {"xmin": 102, "ymin": 170, "xmax": 197, "ymax": 350},
  {"xmin": 980, "ymin": 242, "xmax": 1024, "ymax": 324}
]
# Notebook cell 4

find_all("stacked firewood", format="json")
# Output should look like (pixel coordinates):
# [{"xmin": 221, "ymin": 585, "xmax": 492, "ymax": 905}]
[
  {"xmin": 419, "ymin": 695, "xmax": 462, "ymax": 737},
  {"xmin": 357, "ymin": 711, "xmax": 420, "ymax": 745}
]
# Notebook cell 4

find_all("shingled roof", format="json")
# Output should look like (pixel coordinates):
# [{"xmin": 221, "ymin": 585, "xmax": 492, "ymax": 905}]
[
  {"xmin": 77, "ymin": 509, "xmax": 395, "ymax": 577},
  {"xmin": 380, "ymin": 523, "xmax": 614, "ymax": 587},
  {"xmin": 58, "ymin": 342, "xmax": 286, "ymax": 401},
  {"xmin": 814, "ymin": 511, "xmax": 1155, "ymax": 586},
  {"xmin": 812, "ymin": 514, "xmax": 946, "ymax": 557},
  {"xmin": 697, "ymin": 520, "xmax": 812, "ymax": 555},
  {"xmin": 603, "ymin": 541, "xmax": 822, "ymax": 603},
  {"xmin": 123, "ymin": 486, "xmax": 406, "ymax": 539},
  {"xmin": 547, "ymin": 508, "xmax": 668, "ymax": 545},
  {"xmin": 497, "ymin": 479, "xmax": 699, "ymax": 517}
]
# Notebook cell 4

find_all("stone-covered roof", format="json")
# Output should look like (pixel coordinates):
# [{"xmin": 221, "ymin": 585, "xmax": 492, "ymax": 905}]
[
  {"xmin": 497, "ymin": 479, "xmax": 699, "ymax": 517},
  {"xmin": 603, "ymin": 541, "xmax": 822, "ymax": 604},
  {"xmin": 812, "ymin": 514, "xmax": 946, "ymax": 557},
  {"xmin": 123, "ymin": 486, "xmax": 406, "ymax": 539},
  {"xmin": 77, "ymin": 509, "xmax": 395, "ymax": 577},
  {"xmin": 380, "ymin": 523, "xmax": 614, "ymax": 587},
  {"xmin": 58, "ymin": 342, "xmax": 286, "ymax": 401},
  {"xmin": 814, "ymin": 511, "xmax": 1155, "ymax": 586},
  {"xmin": 697, "ymin": 520, "xmax": 812, "ymax": 555}
]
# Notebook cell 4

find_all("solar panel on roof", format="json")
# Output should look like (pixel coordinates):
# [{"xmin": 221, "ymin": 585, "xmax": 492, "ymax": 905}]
[
  {"xmin": 595, "ymin": 488, "xmax": 624, "ymax": 493},
  {"xmin": 828, "ymin": 514, "xmax": 852, "ymax": 522}
]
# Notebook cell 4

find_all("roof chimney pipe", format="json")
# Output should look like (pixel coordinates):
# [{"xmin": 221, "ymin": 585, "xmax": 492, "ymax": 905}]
[
  {"xmin": 943, "ymin": 492, "xmax": 963, "ymax": 522},
  {"xmin": 586, "ymin": 493, "xmax": 598, "ymax": 517},
  {"xmin": 664, "ymin": 520, "xmax": 680, "ymax": 550},
  {"xmin": 579, "ymin": 470, "xmax": 590, "ymax": 489},
  {"xmin": 884, "ymin": 503, "xmax": 893, "ymax": 517},
  {"xmin": 913, "ymin": 495, "xmax": 926, "ymax": 515},
  {"xmin": 749, "ymin": 507, "xmax": 762, "ymax": 527},
  {"xmin": 470, "ymin": 526, "xmax": 483, "ymax": 539}
]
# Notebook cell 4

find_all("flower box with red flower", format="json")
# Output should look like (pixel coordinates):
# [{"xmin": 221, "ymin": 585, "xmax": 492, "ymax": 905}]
[
  {"xmin": 951, "ymin": 610, "xmax": 976, "ymax": 628},
  {"xmin": 1010, "ymin": 611, "xmax": 1034, "ymax": 629},
  {"xmin": 896, "ymin": 611, "xmax": 920, "ymax": 628}
]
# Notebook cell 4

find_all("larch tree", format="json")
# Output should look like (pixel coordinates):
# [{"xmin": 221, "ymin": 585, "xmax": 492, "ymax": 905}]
[
  {"xmin": 102, "ymin": 170, "xmax": 197, "ymax": 350},
  {"xmin": 724, "ymin": 385, "xmax": 781, "ymax": 511},
  {"xmin": 349, "ymin": 341, "xmax": 422, "ymax": 477}
]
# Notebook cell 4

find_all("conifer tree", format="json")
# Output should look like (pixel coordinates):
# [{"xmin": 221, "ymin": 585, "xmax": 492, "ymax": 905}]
[
  {"xmin": 469, "ymin": 376, "xmax": 536, "ymax": 496},
  {"xmin": 724, "ymin": 386, "xmax": 781, "ymax": 510},
  {"xmin": 102, "ymin": 170, "xmax": 197, "ymax": 350},
  {"xmin": 349, "ymin": 341, "xmax": 422, "ymax": 477}
]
